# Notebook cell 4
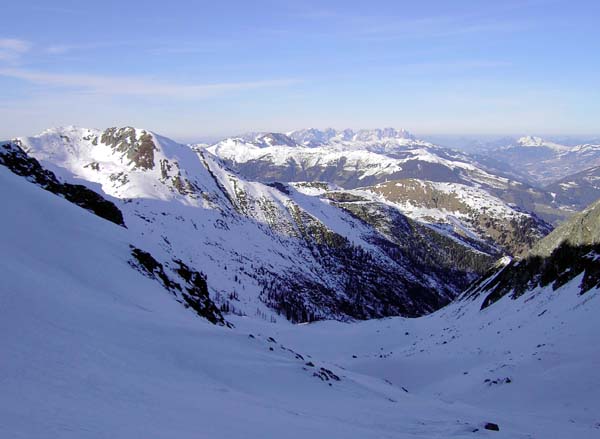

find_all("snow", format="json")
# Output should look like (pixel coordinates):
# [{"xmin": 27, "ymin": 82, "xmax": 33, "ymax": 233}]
[
  {"xmin": 343, "ymin": 179, "xmax": 537, "ymax": 251},
  {"xmin": 206, "ymin": 130, "xmax": 506, "ymax": 183},
  {"xmin": 15, "ymin": 127, "xmax": 493, "ymax": 320},
  {"xmin": 516, "ymin": 135, "xmax": 572, "ymax": 152},
  {"xmin": 1, "ymin": 146, "xmax": 599, "ymax": 437},
  {"xmin": 232, "ymin": 275, "xmax": 600, "ymax": 439}
]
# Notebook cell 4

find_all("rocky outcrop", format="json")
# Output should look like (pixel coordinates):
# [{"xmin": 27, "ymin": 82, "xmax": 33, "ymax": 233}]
[
  {"xmin": 100, "ymin": 127, "xmax": 157, "ymax": 170},
  {"xmin": 0, "ymin": 142, "xmax": 125, "ymax": 226},
  {"xmin": 129, "ymin": 246, "xmax": 227, "ymax": 326}
]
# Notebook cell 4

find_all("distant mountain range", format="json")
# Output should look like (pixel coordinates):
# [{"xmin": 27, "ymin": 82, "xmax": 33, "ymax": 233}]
[{"xmin": 481, "ymin": 135, "xmax": 600, "ymax": 187}]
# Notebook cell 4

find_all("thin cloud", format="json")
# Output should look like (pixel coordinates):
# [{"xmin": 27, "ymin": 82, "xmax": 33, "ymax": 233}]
[
  {"xmin": 0, "ymin": 68, "xmax": 301, "ymax": 98},
  {"xmin": 0, "ymin": 38, "xmax": 32, "ymax": 62},
  {"xmin": 45, "ymin": 41, "xmax": 140, "ymax": 55},
  {"xmin": 281, "ymin": 6, "xmax": 535, "ymax": 43}
]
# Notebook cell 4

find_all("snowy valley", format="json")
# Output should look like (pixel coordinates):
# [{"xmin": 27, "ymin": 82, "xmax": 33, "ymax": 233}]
[{"xmin": 0, "ymin": 126, "xmax": 599, "ymax": 438}]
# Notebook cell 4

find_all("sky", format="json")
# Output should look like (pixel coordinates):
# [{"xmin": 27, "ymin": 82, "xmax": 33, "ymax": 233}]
[{"xmin": 1, "ymin": 0, "xmax": 599, "ymax": 141}]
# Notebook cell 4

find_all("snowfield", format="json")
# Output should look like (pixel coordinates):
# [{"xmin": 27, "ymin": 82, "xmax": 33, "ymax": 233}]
[{"xmin": 1, "ymin": 162, "xmax": 599, "ymax": 438}]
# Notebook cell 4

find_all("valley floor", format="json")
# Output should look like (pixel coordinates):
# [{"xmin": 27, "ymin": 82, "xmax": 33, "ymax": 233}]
[{"xmin": 232, "ymin": 276, "xmax": 600, "ymax": 438}]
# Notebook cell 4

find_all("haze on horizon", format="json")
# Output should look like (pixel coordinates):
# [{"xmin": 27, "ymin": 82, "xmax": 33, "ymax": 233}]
[{"xmin": 1, "ymin": 0, "xmax": 599, "ymax": 141}]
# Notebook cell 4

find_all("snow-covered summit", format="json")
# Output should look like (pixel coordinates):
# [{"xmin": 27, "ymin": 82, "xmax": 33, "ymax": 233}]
[
  {"xmin": 16, "ymin": 125, "xmax": 214, "ymax": 204},
  {"xmin": 515, "ymin": 135, "xmax": 571, "ymax": 152}
]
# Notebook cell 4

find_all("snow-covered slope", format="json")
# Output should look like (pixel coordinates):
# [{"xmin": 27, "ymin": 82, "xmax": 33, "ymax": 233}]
[
  {"xmin": 11, "ymin": 127, "xmax": 494, "ymax": 322},
  {"xmin": 2, "ymin": 154, "xmax": 598, "ymax": 438},
  {"xmin": 234, "ymin": 200, "xmax": 600, "ymax": 436},
  {"xmin": 347, "ymin": 179, "xmax": 551, "ymax": 256},
  {"xmin": 462, "ymin": 197, "xmax": 600, "ymax": 308},
  {"xmin": 244, "ymin": 271, "xmax": 600, "ymax": 438}
]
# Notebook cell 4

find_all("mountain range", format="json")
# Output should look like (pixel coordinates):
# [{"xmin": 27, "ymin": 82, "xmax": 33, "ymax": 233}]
[
  {"xmin": 7, "ymin": 126, "xmax": 507, "ymax": 322},
  {"xmin": 1, "ymin": 126, "xmax": 598, "ymax": 437}
]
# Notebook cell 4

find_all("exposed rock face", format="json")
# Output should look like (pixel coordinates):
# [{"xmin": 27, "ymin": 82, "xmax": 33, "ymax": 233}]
[
  {"xmin": 100, "ymin": 127, "xmax": 157, "ymax": 170},
  {"xmin": 484, "ymin": 422, "xmax": 500, "ymax": 432},
  {"xmin": 0, "ymin": 142, "xmax": 125, "ymax": 226}
]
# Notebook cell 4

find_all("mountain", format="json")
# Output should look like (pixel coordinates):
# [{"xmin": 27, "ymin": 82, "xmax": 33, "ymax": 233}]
[
  {"xmin": 338, "ymin": 178, "xmax": 551, "ymax": 256},
  {"xmin": 545, "ymin": 165, "xmax": 600, "ymax": 211},
  {"xmin": 0, "ymin": 141, "xmax": 227, "ymax": 325},
  {"xmin": 208, "ymin": 128, "xmax": 500, "ymax": 188},
  {"xmin": 2, "ymin": 147, "xmax": 598, "ymax": 438},
  {"xmin": 0, "ymin": 158, "xmax": 495, "ymax": 439},
  {"xmin": 7, "ymin": 126, "xmax": 499, "ymax": 322},
  {"xmin": 462, "ymin": 197, "xmax": 600, "ymax": 309},
  {"xmin": 288, "ymin": 127, "xmax": 416, "ymax": 148},
  {"xmin": 484, "ymin": 136, "xmax": 600, "ymax": 186},
  {"xmin": 208, "ymin": 127, "xmax": 560, "ymax": 229}
]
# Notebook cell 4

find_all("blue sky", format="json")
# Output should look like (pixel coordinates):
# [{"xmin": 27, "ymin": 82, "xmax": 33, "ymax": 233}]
[{"xmin": 1, "ymin": 0, "xmax": 599, "ymax": 141}]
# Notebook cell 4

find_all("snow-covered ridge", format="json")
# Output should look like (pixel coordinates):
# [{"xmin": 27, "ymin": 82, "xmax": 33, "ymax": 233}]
[
  {"xmin": 206, "ymin": 128, "xmax": 506, "ymax": 186},
  {"xmin": 318, "ymin": 178, "xmax": 551, "ymax": 256},
  {"xmin": 205, "ymin": 127, "xmax": 568, "ymax": 230}
]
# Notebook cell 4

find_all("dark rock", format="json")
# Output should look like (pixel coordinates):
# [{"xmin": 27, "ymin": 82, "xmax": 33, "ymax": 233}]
[
  {"xmin": 484, "ymin": 422, "xmax": 500, "ymax": 431},
  {"xmin": 0, "ymin": 143, "xmax": 125, "ymax": 226},
  {"xmin": 129, "ymin": 246, "xmax": 226, "ymax": 325}
]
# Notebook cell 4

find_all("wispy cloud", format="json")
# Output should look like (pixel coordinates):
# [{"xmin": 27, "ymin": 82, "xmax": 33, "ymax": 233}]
[
  {"xmin": 0, "ymin": 38, "xmax": 32, "ymax": 62},
  {"xmin": 0, "ymin": 67, "xmax": 300, "ymax": 98},
  {"xmin": 45, "ymin": 40, "xmax": 142, "ymax": 55},
  {"xmin": 281, "ymin": 6, "xmax": 535, "ymax": 43}
]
